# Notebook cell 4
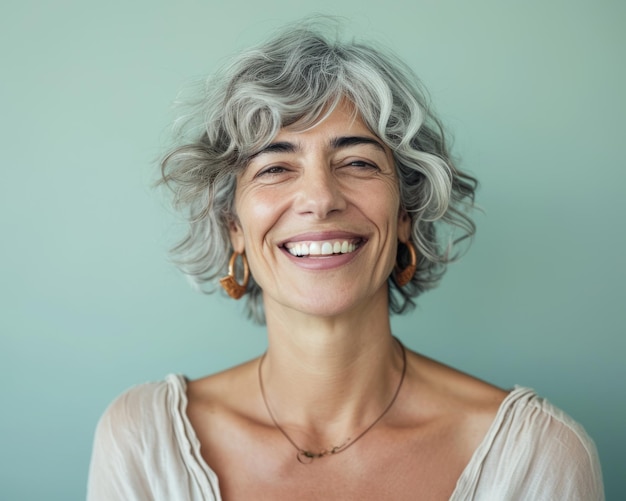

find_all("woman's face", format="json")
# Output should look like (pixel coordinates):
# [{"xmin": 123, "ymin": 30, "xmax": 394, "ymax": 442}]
[{"xmin": 230, "ymin": 101, "xmax": 411, "ymax": 318}]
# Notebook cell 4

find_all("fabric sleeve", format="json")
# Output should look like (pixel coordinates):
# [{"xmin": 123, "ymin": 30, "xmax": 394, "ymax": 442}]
[
  {"xmin": 86, "ymin": 384, "xmax": 161, "ymax": 500},
  {"xmin": 472, "ymin": 394, "xmax": 604, "ymax": 500},
  {"xmin": 87, "ymin": 376, "xmax": 221, "ymax": 501}
]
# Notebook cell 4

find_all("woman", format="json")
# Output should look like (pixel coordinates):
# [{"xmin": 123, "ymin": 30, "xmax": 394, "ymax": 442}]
[{"xmin": 88, "ymin": 22, "xmax": 604, "ymax": 500}]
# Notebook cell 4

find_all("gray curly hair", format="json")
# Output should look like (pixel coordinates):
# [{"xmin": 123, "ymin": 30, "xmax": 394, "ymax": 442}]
[{"xmin": 160, "ymin": 21, "xmax": 477, "ymax": 324}]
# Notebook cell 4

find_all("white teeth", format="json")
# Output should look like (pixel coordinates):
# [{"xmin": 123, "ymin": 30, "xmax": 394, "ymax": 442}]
[
  {"xmin": 286, "ymin": 240, "xmax": 359, "ymax": 257},
  {"xmin": 294, "ymin": 243, "xmax": 310, "ymax": 255}
]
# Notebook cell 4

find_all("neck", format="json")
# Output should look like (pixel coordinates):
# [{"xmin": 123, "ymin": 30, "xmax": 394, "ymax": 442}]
[{"xmin": 259, "ymin": 293, "xmax": 405, "ymax": 451}]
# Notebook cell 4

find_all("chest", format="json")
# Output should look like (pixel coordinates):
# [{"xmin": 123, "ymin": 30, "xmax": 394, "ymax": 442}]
[{"xmin": 205, "ymin": 427, "xmax": 470, "ymax": 501}]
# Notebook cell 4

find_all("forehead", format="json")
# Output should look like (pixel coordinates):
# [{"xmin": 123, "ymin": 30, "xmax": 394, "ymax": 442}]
[
  {"xmin": 277, "ymin": 100, "xmax": 370, "ymax": 141},
  {"xmin": 241, "ymin": 99, "xmax": 395, "ymax": 168},
  {"xmin": 245, "ymin": 109, "xmax": 392, "ymax": 166}
]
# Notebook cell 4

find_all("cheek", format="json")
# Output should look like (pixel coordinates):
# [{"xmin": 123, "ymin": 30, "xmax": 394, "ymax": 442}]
[
  {"xmin": 236, "ymin": 190, "xmax": 286, "ymax": 244},
  {"xmin": 369, "ymin": 185, "xmax": 402, "ymax": 224}
]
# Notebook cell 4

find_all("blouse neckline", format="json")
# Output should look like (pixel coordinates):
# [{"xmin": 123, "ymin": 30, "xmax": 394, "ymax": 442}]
[{"xmin": 166, "ymin": 373, "xmax": 534, "ymax": 500}]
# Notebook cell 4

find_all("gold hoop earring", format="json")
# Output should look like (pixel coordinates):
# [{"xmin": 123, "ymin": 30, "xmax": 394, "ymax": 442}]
[
  {"xmin": 220, "ymin": 251, "xmax": 249, "ymax": 299},
  {"xmin": 394, "ymin": 241, "xmax": 417, "ymax": 287}
]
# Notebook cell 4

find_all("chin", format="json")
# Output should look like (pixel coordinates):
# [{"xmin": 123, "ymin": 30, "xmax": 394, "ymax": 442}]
[{"xmin": 280, "ymin": 292, "xmax": 384, "ymax": 320}]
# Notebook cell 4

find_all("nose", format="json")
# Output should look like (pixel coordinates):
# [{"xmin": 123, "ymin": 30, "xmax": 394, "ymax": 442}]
[{"xmin": 294, "ymin": 163, "xmax": 347, "ymax": 218}]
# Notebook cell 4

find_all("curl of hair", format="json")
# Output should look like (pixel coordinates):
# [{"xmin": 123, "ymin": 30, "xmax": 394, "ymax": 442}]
[{"xmin": 159, "ymin": 20, "xmax": 477, "ymax": 324}]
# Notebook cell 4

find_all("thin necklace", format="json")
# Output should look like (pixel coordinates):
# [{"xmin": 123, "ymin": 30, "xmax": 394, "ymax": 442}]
[{"xmin": 258, "ymin": 338, "xmax": 407, "ymax": 464}]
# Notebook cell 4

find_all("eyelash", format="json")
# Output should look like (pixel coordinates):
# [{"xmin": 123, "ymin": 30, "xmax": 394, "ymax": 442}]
[
  {"xmin": 346, "ymin": 160, "xmax": 378, "ymax": 169},
  {"xmin": 256, "ymin": 166, "xmax": 288, "ymax": 177},
  {"xmin": 255, "ymin": 159, "xmax": 379, "ymax": 178}
]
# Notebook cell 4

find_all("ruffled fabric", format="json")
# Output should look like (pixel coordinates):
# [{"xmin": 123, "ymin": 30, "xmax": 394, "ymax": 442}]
[{"xmin": 88, "ymin": 376, "xmax": 603, "ymax": 500}]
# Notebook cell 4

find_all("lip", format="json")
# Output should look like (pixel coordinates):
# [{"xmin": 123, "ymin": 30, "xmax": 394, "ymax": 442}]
[
  {"xmin": 280, "ymin": 245, "xmax": 363, "ymax": 270},
  {"xmin": 278, "ymin": 231, "xmax": 367, "ymax": 270}
]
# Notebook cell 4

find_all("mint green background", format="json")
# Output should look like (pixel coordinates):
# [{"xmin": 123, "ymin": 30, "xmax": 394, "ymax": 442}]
[{"xmin": 1, "ymin": 1, "xmax": 624, "ymax": 499}]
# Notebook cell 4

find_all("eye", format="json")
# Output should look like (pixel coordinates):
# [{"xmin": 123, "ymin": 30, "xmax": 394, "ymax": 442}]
[
  {"xmin": 347, "ymin": 160, "xmax": 378, "ymax": 168},
  {"xmin": 255, "ymin": 165, "xmax": 289, "ymax": 178}
]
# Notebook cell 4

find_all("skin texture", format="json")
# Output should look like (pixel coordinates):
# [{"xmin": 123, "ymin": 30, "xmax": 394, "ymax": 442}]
[
  {"xmin": 229, "ymin": 101, "xmax": 410, "ymax": 320},
  {"xmin": 186, "ymin": 102, "xmax": 508, "ymax": 500}
]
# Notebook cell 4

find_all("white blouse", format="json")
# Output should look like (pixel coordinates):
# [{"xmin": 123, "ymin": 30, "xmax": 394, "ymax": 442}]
[{"xmin": 87, "ymin": 374, "xmax": 604, "ymax": 500}]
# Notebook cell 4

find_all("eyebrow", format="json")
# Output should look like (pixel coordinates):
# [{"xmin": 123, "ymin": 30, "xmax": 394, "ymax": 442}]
[
  {"xmin": 330, "ymin": 136, "xmax": 386, "ymax": 152},
  {"xmin": 248, "ymin": 135, "xmax": 386, "ymax": 162}
]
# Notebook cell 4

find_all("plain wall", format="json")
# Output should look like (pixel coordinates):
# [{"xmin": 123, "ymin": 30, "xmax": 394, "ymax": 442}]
[{"xmin": 1, "ymin": 0, "xmax": 624, "ymax": 499}]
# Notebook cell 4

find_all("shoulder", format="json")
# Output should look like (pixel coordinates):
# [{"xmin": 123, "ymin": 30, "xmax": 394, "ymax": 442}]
[
  {"xmin": 407, "ymin": 354, "xmax": 604, "ymax": 499},
  {"xmin": 186, "ymin": 358, "xmax": 260, "ymax": 414},
  {"xmin": 495, "ymin": 388, "xmax": 601, "ymax": 465},
  {"xmin": 405, "ymin": 350, "xmax": 510, "ymax": 437},
  {"xmin": 462, "ymin": 388, "xmax": 604, "ymax": 500},
  {"xmin": 87, "ymin": 375, "xmax": 191, "ymax": 500},
  {"xmin": 95, "ymin": 375, "xmax": 186, "ymax": 438}
]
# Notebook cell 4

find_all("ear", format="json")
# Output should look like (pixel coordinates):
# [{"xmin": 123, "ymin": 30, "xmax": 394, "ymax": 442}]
[
  {"xmin": 397, "ymin": 209, "xmax": 412, "ymax": 243},
  {"xmin": 228, "ymin": 217, "xmax": 245, "ymax": 254}
]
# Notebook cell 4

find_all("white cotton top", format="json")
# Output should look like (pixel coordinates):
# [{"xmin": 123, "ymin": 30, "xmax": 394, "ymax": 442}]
[{"xmin": 87, "ymin": 374, "xmax": 604, "ymax": 500}]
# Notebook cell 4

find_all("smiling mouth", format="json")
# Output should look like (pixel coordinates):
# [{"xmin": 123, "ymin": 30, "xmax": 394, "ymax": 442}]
[{"xmin": 283, "ymin": 239, "xmax": 364, "ymax": 257}]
